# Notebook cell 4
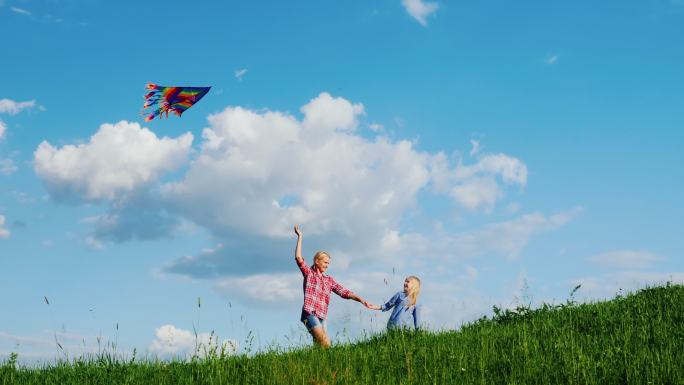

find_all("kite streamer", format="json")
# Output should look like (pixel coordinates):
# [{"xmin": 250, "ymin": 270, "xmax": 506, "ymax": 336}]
[{"xmin": 142, "ymin": 83, "xmax": 211, "ymax": 121}]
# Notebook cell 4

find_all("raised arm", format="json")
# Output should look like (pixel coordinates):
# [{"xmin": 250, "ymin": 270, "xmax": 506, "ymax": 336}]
[
  {"xmin": 294, "ymin": 225, "xmax": 310, "ymax": 276},
  {"xmin": 294, "ymin": 224, "xmax": 303, "ymax": 262}
]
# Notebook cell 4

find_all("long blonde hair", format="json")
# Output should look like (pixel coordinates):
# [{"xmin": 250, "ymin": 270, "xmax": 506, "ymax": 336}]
[{"xmin": 406, "ymin": 276, "xmax": 421, "ymax": 308}]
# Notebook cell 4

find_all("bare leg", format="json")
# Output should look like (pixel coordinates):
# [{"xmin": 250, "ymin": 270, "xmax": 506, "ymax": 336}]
[{"xmin": 310, "ymin": 326, "xmax": 331, "ymax": 348}]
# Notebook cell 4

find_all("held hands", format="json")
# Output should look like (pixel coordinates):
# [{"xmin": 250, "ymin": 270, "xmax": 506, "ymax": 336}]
[{"xmin": 363, "ymin": 301, "xmax": 381, "ymax": 310}]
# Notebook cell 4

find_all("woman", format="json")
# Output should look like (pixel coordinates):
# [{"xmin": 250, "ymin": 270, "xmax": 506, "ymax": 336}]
[{"xmin": 294, "ymin": 224, "xmax": 370, "ymax": 348}]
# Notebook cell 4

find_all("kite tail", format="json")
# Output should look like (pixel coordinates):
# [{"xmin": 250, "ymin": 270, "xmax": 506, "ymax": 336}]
[{"xmin": 142, "ymin": 83, "xmax": 170, "ymax": 121}]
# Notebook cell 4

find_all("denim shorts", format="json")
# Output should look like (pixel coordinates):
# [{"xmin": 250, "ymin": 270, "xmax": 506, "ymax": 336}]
[{"xmin": 301, "ymin": 310, "xmax": 327, "ymax": 332}]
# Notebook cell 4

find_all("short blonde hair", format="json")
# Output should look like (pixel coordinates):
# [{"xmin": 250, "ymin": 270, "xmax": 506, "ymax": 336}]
[{"xmin": 313, "ymin": 251, "xmax": 330, "ymax": 263}]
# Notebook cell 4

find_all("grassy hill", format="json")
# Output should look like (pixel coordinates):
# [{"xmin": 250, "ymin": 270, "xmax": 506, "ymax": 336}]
[{"xmin": 2, "ymin": 283, "xmax": 683, "ymax": 384}]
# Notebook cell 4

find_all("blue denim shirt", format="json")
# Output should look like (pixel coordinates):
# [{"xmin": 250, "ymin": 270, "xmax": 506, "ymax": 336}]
[{"xmin": 381, "ymin": 291, "xmax": 421, "ymax": 330}]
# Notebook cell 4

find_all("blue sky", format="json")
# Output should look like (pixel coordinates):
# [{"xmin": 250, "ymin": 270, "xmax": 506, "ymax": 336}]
[{"xmin": 1, "ymin": 0, "xmax": 683, "ymax": 363}]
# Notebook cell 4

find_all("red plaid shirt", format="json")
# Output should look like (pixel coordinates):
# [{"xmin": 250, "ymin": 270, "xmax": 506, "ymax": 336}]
[{"xmin": 296, "ymin": 258, "xmax": 352, "ymax": 320}]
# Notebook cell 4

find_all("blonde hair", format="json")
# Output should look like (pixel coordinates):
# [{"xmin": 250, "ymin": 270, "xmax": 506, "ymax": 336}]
[
  {"xmin": 406, "ymin": 276, "xmax": 421, "ymax": 308},
  {"xmin": 313, "ymin": 251, "xmax": 330, "ymax": 263}
]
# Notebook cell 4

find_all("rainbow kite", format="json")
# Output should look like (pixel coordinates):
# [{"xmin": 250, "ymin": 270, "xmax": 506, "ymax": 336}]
[{"xmin": 142, "ymin": 83, "xmax": 211, "ymax": 121}]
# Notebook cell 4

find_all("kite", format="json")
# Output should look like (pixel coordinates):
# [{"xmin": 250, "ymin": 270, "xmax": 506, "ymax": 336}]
[{"xmin": 142, "ymin": 83, "xmax": 211, "ymax": 121}]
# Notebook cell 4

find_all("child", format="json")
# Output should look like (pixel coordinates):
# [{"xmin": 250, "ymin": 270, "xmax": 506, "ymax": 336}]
[
  {"xmin": 369, "ymin": 276, "xmax": 421, "ymax": 330},
  {"xmin": 293, "ymin": 224, "xmax": 370, "ymax": 348}
]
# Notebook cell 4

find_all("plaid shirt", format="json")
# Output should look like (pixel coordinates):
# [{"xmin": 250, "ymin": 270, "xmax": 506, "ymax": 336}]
[{"xmin": 296, "ymin": 258, "xmax": 352, "ymax": 320}]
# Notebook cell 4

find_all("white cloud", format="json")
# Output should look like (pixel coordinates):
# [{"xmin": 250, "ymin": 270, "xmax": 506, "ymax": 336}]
[
  {"xmin": 587, "ymin": 250, "xmax": 663, "ymax": 269},
  {"xmin": 0, "ymin": 99, "xmax": 36, "ymax": 115},
  {"xmin": 163, "ymin": 92, "xmax": 429, "ymax": 244},
  {"xmin": 0, "ymin": 215, "xmax": 10, "ymax": 238},
  {"xmin": 34, "ymin": 120, "xmax": 193, "ymax": 201},
  {"xmin": 10, "ymin": 6, "xmax": 31, "ymax": 15},
  {"xmin": 546, "ymin": 55, "xmax": 559, "ymax": 65},
  {"xmin": 301, "ymin": 92, "xmax": 365, "ymax": 134},
  {"xmin": 0, "ymin": 120, "xmax": 6, "ymax": 140},
  {"xmin": 234, "ymin": 68, "xmax": 248, "ymax": 80},
  {"xmin": 431, "ymin": 152, "xmax": 527, "ymax": 211},
  {"xmin": 148, "ymin": 325, "xmax": 237, "ymax": 358},
  {"xmin": 153, "ymin": 92, "xmax": 557, "ymax": 286},
  {"xmin": 449, "ymin": 176, "xmax": 502, "ymax": 212},
  {"xmin": 402, "ymin": 0, "xmax": 439, "ymax": 26},
  {"xmin": 163, "ymin": 93, "xmax": 526, "ymax": 252}
]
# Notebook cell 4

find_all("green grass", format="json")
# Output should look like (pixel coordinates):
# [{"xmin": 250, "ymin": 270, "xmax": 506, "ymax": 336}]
[{"xmin": 2, "ymin": 283, "xmax": 683, "ymax": 384}]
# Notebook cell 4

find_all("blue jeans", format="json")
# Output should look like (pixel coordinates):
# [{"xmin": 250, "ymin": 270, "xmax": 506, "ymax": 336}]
[{"xmin": 301, "ymin": 310, "xmax": 327, "ymax": 332}]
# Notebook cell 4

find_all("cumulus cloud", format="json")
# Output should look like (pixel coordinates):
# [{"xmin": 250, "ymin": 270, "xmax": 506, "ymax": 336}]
[
  {"xmin": 587, "ymin": 250, "xmax": 663, "ymax": 269},
  {"xmin": 0, "ymin": 99, "xmax": 36, "ymax": 115},
  {"xmin": 0, "ymin": 120, "xmax": 6, "ymax": 140},
  {"xmin": 162, "ymin": 92, "xmax": 428, "ymax": 246},
  {"xmin": 152, "ymin": 92, "xmax": 567, "ymax": 286},
  {"xmin": 402, "ymin": 0, "xmax": 439, "ymax": 26},
  {"xmin": 148, "ymin": 325, "xmax": 237, "ymax": 358},
  {"xmin": 0, "ymin": 215, "xmax": 10, "ymax": 238},
  {"xmin": 164, "ymin": 93, "xmax": 523, "ymax": 246},
  {"xmin": 34, "ymin": 120, "xmax": 193, "ymax": 202}
]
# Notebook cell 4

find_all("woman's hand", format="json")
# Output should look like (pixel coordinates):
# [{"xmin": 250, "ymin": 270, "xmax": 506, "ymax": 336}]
[
  {"xmin": 364, "ymin": 302, "xmax": 381, "ymax": 310},
  {"xmin": 294, "ymin": 224, "xmax": 303, "ymax": 261}
]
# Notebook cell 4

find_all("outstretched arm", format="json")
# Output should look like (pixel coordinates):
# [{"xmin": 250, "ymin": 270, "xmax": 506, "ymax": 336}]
[
  {"xmin": 294, "ymin": 224, "xmax": 303, "ymax": 262},
  {"xmin": 331, "ymin": 280, "xmax": 370, "ymax": 307},
  {"xmin": 347, "ymin": 292, "xmax": 370, "ymax": 308},
  {"xmin": 364, "ymin": 292, "xmax": 401, "ymax": 311}
]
